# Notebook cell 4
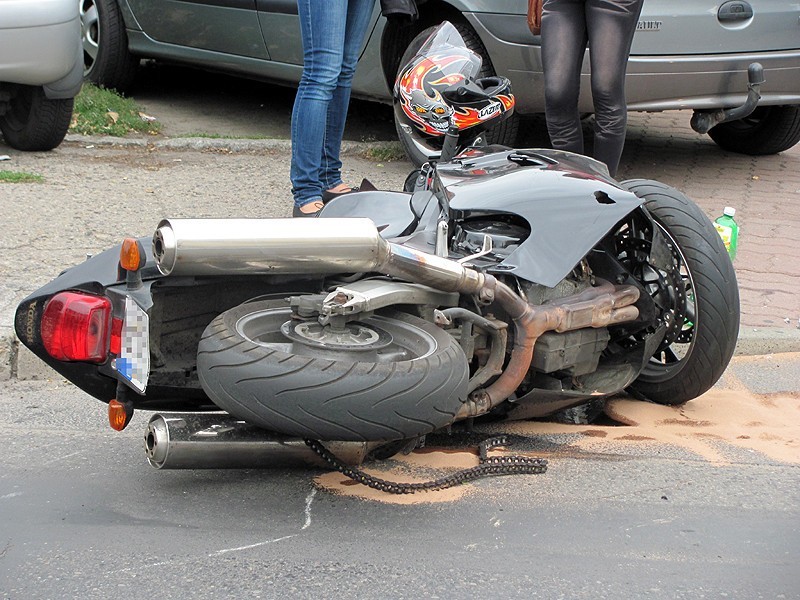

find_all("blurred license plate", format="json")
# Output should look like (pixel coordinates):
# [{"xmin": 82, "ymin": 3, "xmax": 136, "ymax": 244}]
[{"xmin": 113, "ymin": 296, "xmax": 150, "ymax": 393}]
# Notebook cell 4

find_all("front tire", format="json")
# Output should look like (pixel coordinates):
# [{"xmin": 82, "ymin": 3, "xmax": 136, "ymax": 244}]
[
  {"xmin": 708, "ymin": 106, "xmax": 800, "ymax": 155},
  {"xmin": 0, "ymin": 85, "xmax": 73, "ymax": 151},
  {"xmin": 620, "ymin": 180, "xmax": 740, "ymax": 405},
  {"xmin": 197, "ymin": 299, "xmax": 469, "ymax": 441}
]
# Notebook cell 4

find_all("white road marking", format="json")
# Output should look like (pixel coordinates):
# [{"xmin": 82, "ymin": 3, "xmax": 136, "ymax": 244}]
[
  {"xmin": 302, "ymin": 488, "xmax": 316, "ymax": 530},
  {"xmin": 209, "ymin": 534, "xmax": 297, "ymax": 556}
]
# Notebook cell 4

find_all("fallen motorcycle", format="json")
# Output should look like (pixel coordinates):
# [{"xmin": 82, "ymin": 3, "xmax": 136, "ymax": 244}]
[{"xmin": 14, "ymin": 23, "xmax": 739, "ymax": 485}]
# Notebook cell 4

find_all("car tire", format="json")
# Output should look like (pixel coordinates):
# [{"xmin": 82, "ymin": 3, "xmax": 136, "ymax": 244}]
[
  {"xmin": 394, "ymin": 21, "xmax": 520, "ymax": 167},
  {"xmin": 0, "ymin": 85, "xmax": 73, "ymax": 151},
  {"xmin": 708, "ymin": 105, "xmax": 800, "ymax": 155},
  {"xmin": 81, "ymin": 0, "xmax": 139, "ymax": 92}
]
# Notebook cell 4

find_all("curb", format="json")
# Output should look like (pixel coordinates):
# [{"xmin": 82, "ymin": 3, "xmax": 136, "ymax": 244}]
[{"xmin": 63, "ymin": 134, "xmax": 399, "ymax": 156}]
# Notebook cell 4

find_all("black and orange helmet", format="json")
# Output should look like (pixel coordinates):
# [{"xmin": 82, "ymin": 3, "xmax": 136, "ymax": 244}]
[{"xmin": 394, "ymin": 22, "xmax": 514, "ymax": 143}]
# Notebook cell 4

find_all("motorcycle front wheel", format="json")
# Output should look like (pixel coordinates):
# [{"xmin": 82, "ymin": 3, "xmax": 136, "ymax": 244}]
[
  {"xmin": 619, "ymin": 180, "xmax": 740, "ymax": 405},
  {"xmin": 197, "ymin": 299, "xmax": 469, "ymax": 441}
]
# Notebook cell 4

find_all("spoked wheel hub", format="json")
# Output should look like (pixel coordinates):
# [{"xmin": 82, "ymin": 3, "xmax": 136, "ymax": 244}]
[
  {"xmin": 281, "ymin": 320, "xmax": 391, "ymax": 351},
  {"xmin": 618, "ymin": 234, "xmax": 692, "ymax": 349},
  {"xmin": 235, "ymin": 307, "xmax": 440, "ymax": 364}
]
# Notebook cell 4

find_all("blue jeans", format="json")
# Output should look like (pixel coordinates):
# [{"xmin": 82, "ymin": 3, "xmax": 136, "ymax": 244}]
[{"xmin": 290, "ymin": 0, "xmax": 375, "ymax": 208}]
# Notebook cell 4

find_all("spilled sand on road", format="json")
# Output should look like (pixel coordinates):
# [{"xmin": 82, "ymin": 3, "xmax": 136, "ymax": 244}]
[{"xmin": 315, "ymin": 356, "xmax": 800, "ymax": 504}]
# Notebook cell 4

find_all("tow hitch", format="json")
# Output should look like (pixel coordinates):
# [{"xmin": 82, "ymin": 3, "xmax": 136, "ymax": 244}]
[{"xmin": 691, "ymin": 62, "xmax": 765, "ymax": 134}]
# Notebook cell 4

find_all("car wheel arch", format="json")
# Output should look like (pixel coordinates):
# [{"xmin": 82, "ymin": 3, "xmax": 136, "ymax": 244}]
[{"xmin": 379, "ymin": 2, "xmax": 482, "ymax": 88}]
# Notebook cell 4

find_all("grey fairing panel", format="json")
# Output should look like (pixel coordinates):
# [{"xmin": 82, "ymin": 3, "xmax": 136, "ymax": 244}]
[{"xmin": 438, "ymin": 149, "xmax": 643, "ymax": 287}]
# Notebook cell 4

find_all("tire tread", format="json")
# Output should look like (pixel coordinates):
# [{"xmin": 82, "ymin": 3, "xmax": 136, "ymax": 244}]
[{"xmin": 197, "ymin": 303, "xmax": 468, "ymax": 441}]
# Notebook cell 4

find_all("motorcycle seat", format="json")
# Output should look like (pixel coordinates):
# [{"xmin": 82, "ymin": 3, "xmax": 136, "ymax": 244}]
[{"xmin": 318, "ymin": 190, "xmax": 418, "ymax": 238}]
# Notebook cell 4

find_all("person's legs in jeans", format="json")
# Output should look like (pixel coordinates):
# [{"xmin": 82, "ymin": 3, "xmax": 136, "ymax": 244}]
[
  {"xmin": 542, "ymin": 0, "xmax": 588, "ymax": 156},
  {"xmin": 290, "ymin": 0, "xmax": 347, "ymax": 209},
  {"xmin": 585, "ymin": 0, "xmax": 644, "ymax": 176},
  {"xmin": 319, "ymin": 0, "xmax": 374, "ymax": 191}
]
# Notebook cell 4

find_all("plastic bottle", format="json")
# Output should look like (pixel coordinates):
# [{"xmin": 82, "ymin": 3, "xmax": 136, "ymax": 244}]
[{"xmin": 714, "ymin": 207, "xmax": 739, "ymax": 261}]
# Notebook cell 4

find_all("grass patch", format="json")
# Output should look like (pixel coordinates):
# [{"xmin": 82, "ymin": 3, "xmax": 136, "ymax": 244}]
[
  {"xmin": 70, "ymin": 83, "xmax": 162, "ymax": 137},
  {"xmin": 0, "ymin": 170, "xmax": 43, "ymax": 183},
  {"xmin": 361, "ymin": 142, "xmax": 406, "ymax": 162}
]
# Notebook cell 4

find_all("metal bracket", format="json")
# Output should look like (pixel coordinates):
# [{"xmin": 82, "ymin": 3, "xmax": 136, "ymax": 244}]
[
  {"xmin": 458, "ymin": 234, "xmax": 493, "ymax": 264},
  {"xmin": 320, "ymin": 280, "xmax": 460, "ymax": 319}
]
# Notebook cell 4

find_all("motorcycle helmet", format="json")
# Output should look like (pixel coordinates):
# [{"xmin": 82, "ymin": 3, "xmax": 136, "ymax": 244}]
[{"xmin": 394, "ymin": 22, "xmax": 515, "ymax": 161}]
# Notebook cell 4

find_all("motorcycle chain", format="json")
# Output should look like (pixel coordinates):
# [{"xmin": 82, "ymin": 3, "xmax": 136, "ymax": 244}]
[{"xmin": 304, "ymin": 436, "xmax": 548, "ymax": 495}]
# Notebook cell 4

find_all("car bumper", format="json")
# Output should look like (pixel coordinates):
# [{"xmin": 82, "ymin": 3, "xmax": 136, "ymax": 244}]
[{"xmin": 0, "ymin": 0, "xmax": 81, "ymax": 87}]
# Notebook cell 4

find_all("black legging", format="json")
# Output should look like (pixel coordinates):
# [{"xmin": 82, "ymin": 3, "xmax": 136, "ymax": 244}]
[{"xmin": 541, "ymin": 0, "xmax": 644, "ymax": 177}]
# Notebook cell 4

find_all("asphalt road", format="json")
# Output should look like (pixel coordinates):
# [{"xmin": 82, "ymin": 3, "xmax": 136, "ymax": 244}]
[{"xmin": 1, "ymin": 364, "xmax": 798, "ymax": 599}]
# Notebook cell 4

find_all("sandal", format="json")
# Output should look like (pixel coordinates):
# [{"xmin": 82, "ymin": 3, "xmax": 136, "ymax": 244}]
[
  {"xmin": 322, "ymin": 185, "xmax": 359, "ymax": 203},
  {"xmin": 292, "ymin": 200, "xmax": 324, "ymax": 218},
  {"xmin": 321, "ymin": 178, "xmax": 378, "ymax": 203}
]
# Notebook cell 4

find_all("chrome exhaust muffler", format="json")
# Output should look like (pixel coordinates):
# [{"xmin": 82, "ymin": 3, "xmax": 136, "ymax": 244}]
[
  {"xmin": 153, "ymin": 218, "xmax": 485, "ymax": 294},
  {"xmin": 144, "ymin": 413, "xmax": 377, "ymax": 469}
]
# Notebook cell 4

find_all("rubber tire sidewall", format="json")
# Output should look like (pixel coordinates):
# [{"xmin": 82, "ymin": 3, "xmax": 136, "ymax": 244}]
[
  {"xmin": 708, "ymin": 105, "xmax": 800, "ymax": 155},
  {"xmin": 84, "ymin": 0, "xmax": 139, "ymax": 93},
  {"xmin": 197, "ymin": 301, "xmax": 469, "ymax": 441},
  {"xmin": 0, "ymin": 85, "xmax": 73, "ymax": 151},
  {"xmin": 621, "ymin": 179, "xmax": 740, "ymax": 405},
  {"xmin": 394, "ymin": 21, "xmax": 520, "ymax": 167}
]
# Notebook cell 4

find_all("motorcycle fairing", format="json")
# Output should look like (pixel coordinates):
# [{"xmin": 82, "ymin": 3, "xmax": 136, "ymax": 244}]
[{"xmin": 436, "ymin": 148, "xmax": 643, "ymax": 287}]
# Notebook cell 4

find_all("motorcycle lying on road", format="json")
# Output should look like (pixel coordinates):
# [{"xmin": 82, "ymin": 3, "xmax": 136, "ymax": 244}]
[{"xmin": 15, "ymin": 23, "xmax": 739, "ymax": 489}]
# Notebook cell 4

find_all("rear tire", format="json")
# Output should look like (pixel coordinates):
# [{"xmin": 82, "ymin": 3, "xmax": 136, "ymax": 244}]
[
  {"xmin": 620, "ymin": 180, "xmax": 740, "ymax": 405},
  {"xmin": 197, "ymin": 299, "xmax": 469, "ymax": 441},
  {"xmin": 708, "ymin": 105, "xmax": 800, "ymax": 155},
  {"xmin": 0, "ymin": 85, "xmax": 73, "ymax": 151}
]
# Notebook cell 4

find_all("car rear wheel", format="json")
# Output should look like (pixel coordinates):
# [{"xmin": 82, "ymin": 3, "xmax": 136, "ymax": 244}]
[
  {"xmin": 0, "ymin": 85, "xmax": 73, "ymax": 151},
  {"xmin": 81, "ymin": 0, "xmax": 139, "ymax": 92},
  {"xmin": 708, "ymin": 105, "xmax": 800, "ymax": 155}
]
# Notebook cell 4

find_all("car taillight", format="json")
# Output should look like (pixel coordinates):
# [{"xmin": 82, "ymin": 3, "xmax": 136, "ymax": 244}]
[{"xmin": 40, "ymin": 292, "xmax": 112, "ymax": 363}]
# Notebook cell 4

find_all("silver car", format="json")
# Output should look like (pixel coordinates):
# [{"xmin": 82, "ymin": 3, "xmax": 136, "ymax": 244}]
[
  {"xmin": 0, "ymin": 0, "xmax": 83, "ymax": 151},
  {"xmin": 81, "ymin": 0, "xmax": 800, "ymax": 158}
]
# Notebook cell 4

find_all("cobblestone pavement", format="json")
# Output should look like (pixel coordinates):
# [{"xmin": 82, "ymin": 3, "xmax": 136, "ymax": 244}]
[{"xmin": 613, "ymin": 111, "xmax": 800, "ymax": 331}]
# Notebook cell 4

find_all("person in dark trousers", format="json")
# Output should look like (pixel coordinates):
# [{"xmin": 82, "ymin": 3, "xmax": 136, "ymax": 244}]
[
  {"xmin": 290, "ymin": 0, "xmax": 376, "ymax": 217},
  {"xmin": 541, "ymin": 0, "xmax": 644, "ymax": 177}
]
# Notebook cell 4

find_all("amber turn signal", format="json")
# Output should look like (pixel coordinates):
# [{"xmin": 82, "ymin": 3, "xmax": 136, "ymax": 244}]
[
  {"xmin": 108, "ymin": 399, "xmax": 134, "ymax": 431},
  {"xmin": 120, "ymin": 238, "xmax": 144, "ymax": 272}
]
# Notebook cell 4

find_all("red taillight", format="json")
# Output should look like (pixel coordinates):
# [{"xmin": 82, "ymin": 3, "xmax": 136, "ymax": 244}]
[
  {"xmin": 109, "ymin": 317, "xmax": 123, "ymax": 356},
  {"xmin": 40, "ymin": 292, "xmax": 112, "ymax": 363}
]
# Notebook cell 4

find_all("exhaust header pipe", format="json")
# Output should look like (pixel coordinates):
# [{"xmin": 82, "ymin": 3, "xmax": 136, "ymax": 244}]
[{"xmin": 144, "ymin": 413, "xmax": 376, "ymax": 469}]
